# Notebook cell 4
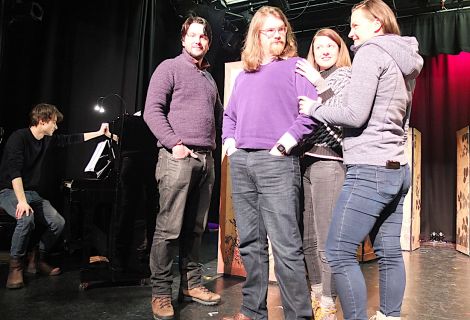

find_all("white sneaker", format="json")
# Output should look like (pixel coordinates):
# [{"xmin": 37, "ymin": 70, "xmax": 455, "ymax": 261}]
[{"xmin": 369, "ymin": 311, "xmax": 401, "ymax": 320}]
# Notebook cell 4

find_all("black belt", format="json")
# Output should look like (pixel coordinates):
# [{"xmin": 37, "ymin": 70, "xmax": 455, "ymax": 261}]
[
  {"xmin": 186, "ymin": 145, "xmax": 212, "ymax": 153},
  {"xmin": 242, "ymin": 148, "xmax": 265, "ymax": 152},
  {"xmin": 385, "ymin": 160, "xmax": 401, "ymax": 169}
]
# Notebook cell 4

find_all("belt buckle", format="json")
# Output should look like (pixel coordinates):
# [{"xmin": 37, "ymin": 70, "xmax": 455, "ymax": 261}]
[{"xmin": 386, "ymin": 160, "xmax": 400, "ymax": 169}]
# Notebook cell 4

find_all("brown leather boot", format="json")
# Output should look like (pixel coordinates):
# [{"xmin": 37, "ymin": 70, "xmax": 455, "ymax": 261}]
[
  {"xmin": 26, "ymin": 249, "xmax": 61, "ymax": 276},
  {"xmin": 179, "ymin": 286, "xmax": 221, "ymax": 305},
  {"xmin": 6, "ymin": 257, "xmax": 24, "ymax": 289},
  {"xmin": 26, "ymin": 249, "xmax": 38, "ymax": 274},
  {"xmin": 151, "ymin": 295, "xmax": 174, "ymax": 320},
  {"xmin": 38, "ymin": 256, "xmax": 61, "ymax": 276}
]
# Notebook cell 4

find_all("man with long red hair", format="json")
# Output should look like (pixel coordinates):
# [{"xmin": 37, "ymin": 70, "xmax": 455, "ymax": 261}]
[{"xmin": 222, "ymin": 6, "xmax": 317, "ymax": 320}]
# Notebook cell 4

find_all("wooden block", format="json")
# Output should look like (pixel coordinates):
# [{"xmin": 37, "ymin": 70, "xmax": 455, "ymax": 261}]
[
  {"xmin": 401, "ymin": 128, "xmax": 422, "ymax": 251},
  {"xmin": 456, "ymin": 126, "xmax": 469, "ymax": 255},
  {"xmin": 357, "ymin": 237, "xmax": 376, "ymax": 262}
]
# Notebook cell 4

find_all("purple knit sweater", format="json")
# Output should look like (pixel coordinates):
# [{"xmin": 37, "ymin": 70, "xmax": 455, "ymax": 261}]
[
  {"xmin": 144, "ymin": 49, "xmax": 223, "ymax": 150},
  {"xmin": 222, "ymin": 57, "xmax": 317, "ymax": 150}
]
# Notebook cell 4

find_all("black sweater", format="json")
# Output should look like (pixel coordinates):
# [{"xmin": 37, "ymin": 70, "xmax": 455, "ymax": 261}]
[{"xmin": 0, "ymin": 128, "xmax": 83, "ymax": 191}]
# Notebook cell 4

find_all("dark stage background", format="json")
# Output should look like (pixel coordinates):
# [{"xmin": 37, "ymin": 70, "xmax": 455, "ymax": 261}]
[{"xmin": 0, "ymin": 0, "xmax": 469, "ymax": 240}]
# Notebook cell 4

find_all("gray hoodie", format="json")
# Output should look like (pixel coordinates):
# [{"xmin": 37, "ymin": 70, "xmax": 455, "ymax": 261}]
[{"xmin": 312, "ymin": 34, "xmax": 424, "ymax": 166}]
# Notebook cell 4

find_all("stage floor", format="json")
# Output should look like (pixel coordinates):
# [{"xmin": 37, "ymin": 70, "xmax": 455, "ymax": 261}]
[{"xmin": 0, "ymin": 233, "xmax": 469, "ymax": 320}]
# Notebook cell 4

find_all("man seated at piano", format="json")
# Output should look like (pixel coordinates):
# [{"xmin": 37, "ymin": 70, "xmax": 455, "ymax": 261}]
[{"xmin": 0, "ymin": 103, "xmax": 111, "ymax": 289}]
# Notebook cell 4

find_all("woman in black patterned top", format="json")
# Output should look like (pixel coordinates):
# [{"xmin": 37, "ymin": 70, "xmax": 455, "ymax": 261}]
[{"xmin": 295, "ymin": 28, "xmax": 351, "ymax": 320}]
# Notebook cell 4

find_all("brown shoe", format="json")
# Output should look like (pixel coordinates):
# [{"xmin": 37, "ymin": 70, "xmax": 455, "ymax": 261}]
[
  {"xmin": 6, "ymin": 257, "xmax": 24, "ymax": 289},
  {"xmin": 37, "ymin": 260, "xmax": 61, "ymax": 276},
  {"xmin": 180, "ymin": 286, "xmax": 221, "ymax": 305},
  {"xmin": 26, "ymin": 249, "xmax": 61, "ymax": 276},
  {"xmin": 151, "ymin": 295, "xmax": 174, "ymax": 320},
  {"xmin": 26, "ymin": 250, "xmax": 38, "ymax": 274},
  {"xmin": 222, "ymin": 313, "xmax": 252, "ymax": 320}
]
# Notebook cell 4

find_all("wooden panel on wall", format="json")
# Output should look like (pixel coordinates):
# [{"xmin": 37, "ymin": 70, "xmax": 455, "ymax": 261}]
[
  {"xmin": 456, "ymin": 126, "xmax": 469, "ymax": 255},
  {"xmin": 401, "ymin": 128, "xmax": 422, "ymax": 251},
  {"xmin": 217, "ymin": 61, "xmax": 245, "ymax": 278}
]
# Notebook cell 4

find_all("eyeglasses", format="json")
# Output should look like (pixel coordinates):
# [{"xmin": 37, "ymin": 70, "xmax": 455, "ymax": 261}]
[{"xmin": 259, "ymin": 27, "xmax": 287, "ymax": 38}]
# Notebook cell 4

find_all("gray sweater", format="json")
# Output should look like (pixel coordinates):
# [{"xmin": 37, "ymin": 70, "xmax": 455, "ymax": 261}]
[
  {"xmin": 144, "ymin": 49, "xmax": 223, "ymax": 150},
  {"xmin": 312, "ymin": 34, "xmax": 424, "ymax": 166}
]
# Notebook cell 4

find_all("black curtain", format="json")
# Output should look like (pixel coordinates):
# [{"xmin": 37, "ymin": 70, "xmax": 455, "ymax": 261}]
[
  {"xmin": 0, "ymin": 0, "xmax": 178, "ymax": 212},
  {"xmin": 0, "ymin": 0, "xmax": 229, "ymax": 222},
  {"xmin": 400, "ymin": 8, "xmax": 470, "ymax": 56},
  {"xmin": 0, "ymin": 0, "xmax": 181, "ymax": 177}
]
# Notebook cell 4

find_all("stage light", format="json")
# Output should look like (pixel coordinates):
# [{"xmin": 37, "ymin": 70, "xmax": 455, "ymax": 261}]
[
  {"xmin": 30, "ymin": 2, "xmax": 44, "ymax": 22},
  {"xmin": 10, "ymin": 0, "xmax": 44, "ymax": 23},
  {"xmin": 268, "ymin": 0, "xmax": 290, "ymax": 12},
  {"xmin": 240, "ymin": 9, "xmax": 254, "ymax": 24}
]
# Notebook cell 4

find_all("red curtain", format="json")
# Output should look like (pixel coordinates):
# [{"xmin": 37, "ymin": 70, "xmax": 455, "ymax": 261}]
[{"xmin": 411, "ymin": 52, "xmax": 470, "ymax": 242}]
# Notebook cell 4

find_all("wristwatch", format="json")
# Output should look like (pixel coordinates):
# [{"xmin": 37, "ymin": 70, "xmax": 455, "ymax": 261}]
[{"xmin": 276, "ymin": 143, "xmax": 287, "ymax": 155}]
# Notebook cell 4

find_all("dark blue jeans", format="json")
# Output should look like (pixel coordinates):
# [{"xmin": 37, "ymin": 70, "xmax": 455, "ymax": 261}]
[
  {"xmin": 326, "ymin": 164, "xmax": 410, "ymax": 320},
  {"xmin": 150, "ymin": 148, "xmax": 214, "ymax": 296},
  {"xmin": 229, "ymin": 150, "xmax": 311, "ymax": 320},
  {"xmin": 0, "ymin": 189, "xmax": 65, "ymax": 258}
]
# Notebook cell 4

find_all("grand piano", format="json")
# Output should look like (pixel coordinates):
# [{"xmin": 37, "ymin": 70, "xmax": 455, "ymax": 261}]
[{"xmin": 64, "ymin": 115, "xmax": 158, "ymax": 290}]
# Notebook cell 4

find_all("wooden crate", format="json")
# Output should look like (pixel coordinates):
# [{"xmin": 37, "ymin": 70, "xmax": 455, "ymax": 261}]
[
  {"xmin": 456, "ymin": 126, "xmax": 469, "ymax": 255},
  {"xmin": 400, "ymin": 128, "xmax": 422, "ymax": 251}
]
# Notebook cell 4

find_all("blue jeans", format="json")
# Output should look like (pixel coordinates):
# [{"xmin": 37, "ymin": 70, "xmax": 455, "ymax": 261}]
[
  {"xmin": 150, "ymin": 148, "xmax": 214, "ymax": 296},
  {"xmin": 0, "ymin": 189, "xmax": 65, "ymax": 258},
  {"xmin": 325, "ymin": 164, "xmax": 410, "ymax": 320},
  {"xmin": 302, "ymin": 158, "xmax": 345, "ymax": 298},
  {"xmin": 229, "ymin": 150, "xmax": 311, "ymax": 320}
]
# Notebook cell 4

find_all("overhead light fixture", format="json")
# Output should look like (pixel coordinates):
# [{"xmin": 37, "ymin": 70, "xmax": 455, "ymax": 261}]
[{"xmin": 268, "ymin": 0, "xmax": 290, "ymax": 12}]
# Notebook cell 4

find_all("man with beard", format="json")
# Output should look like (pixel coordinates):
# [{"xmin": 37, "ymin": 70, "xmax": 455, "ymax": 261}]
[
  {"xmin": 144, "ymin": 16, "xmax": 223, "ymax": 320},
  {"xmin": 221, "ymin": 6, "xmax": 317, "ymax": 320}
]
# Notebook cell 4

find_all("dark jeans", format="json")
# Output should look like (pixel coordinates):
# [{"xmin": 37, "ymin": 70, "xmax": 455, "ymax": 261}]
[
  {"xmin": 229, "ymin": 150, "xmax": 311, "ymax": 320},
  {"xmin": 326, "ymin": 164, "xmax": 410, "ymax": 320},
  {"xmin": 302, "ymin": 157, "xmax": 345, "ymax": 298},
  {"xmin": 0, "ymin": 189, "xmax": 65, "ymax": 258},
  {"xmin": 150, "ymin": 148, "xmax": 214, "ymax": 296}
]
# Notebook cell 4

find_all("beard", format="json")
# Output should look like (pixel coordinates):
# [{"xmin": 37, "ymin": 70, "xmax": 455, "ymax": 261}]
[{"xmin": 270, "ymin": 41, "xmax": 285, "ymax": 57}]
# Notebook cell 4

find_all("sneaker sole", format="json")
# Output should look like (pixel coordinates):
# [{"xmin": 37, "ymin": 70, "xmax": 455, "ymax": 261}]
[{"xmin": 182, "ymin": 295, "xmax": 220, "ymax": 306}]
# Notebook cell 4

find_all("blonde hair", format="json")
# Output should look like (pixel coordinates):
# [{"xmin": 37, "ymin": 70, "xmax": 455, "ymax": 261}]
[
  {"xmin": 306, "ymin": 28, "xmax": 351, "ymax": 71},
  {"xmin": 241, "ymin": 6, "xmax": 297, "ymax": 72},
  {"xmin": 352, "ymin": 0, "xmax": 400, "ymax": 35}
]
